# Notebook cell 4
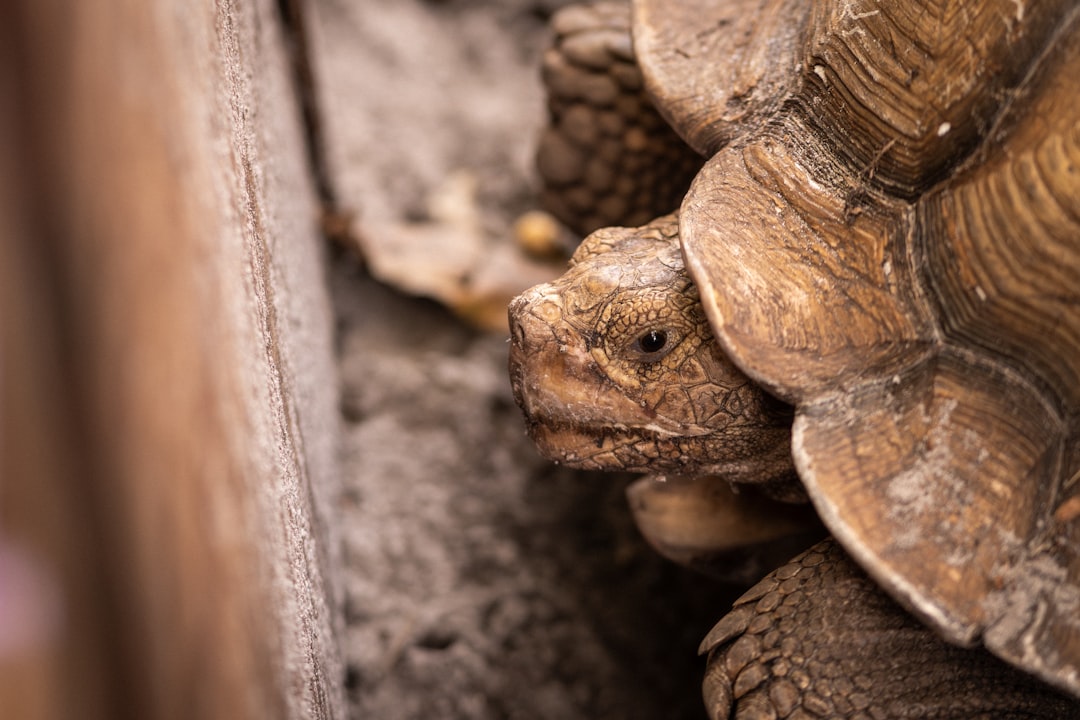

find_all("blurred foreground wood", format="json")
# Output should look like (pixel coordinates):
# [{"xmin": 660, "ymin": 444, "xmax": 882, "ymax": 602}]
[{"xmin": 0, "ymin": 1, "xmax": 344, "ymax": 719}]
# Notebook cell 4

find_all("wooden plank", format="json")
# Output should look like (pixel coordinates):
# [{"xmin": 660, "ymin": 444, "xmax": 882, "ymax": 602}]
[{"xmin": 0, "ymin": 1, "xmax": 343, "ymax": 718}]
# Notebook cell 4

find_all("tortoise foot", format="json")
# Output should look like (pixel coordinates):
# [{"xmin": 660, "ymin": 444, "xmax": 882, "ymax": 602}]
[
  {"xmin": 537, "ymin": 2, "xmax": 702, "ymax": 235},
  {"xmin": 701, "ymin": 539, "xmax": 1080, "ymax": 719}
]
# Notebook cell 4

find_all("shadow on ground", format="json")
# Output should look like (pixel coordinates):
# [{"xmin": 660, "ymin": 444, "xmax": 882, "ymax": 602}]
[{"xmin": 334, "ymin": 257, "xmax": 742, "ymax": 719}]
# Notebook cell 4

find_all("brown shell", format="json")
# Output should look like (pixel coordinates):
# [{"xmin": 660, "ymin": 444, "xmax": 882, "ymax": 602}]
[{"xmin": 634, "ymin": 0, "xmax": 1080, "ymax": 696}]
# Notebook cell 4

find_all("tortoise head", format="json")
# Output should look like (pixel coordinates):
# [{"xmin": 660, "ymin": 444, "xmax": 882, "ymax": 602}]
[{"xmin": 508, "ymin": 214, "xmax": 795, "ymax": 486}]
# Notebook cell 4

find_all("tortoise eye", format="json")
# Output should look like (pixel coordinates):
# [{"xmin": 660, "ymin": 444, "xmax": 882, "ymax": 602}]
[{"xmin": 633, "ymin": 329, "xmax": 670, "ymax": 358}]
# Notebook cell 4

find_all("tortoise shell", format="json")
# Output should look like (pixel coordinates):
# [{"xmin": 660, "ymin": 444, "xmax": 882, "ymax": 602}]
[{"xmin": 632, "ymin": 0, "xmax": 1080, "ymax": 695}]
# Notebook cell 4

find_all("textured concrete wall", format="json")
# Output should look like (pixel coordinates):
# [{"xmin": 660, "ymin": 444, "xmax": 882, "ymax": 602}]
[{"xmin": 0, "ymin": 2, "xmax": 343, "ymax": 719}]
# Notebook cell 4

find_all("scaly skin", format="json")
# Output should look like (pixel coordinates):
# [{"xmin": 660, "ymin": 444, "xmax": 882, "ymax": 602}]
[
  {"xmin": 702, "ymin": 539, "xmax": 1079, "ymax": 719},
  {"xmin": 507, "ymin": 214, "xmax": 1080, "ymax": 718},
  {"xmin": 537, "ymin": 2, "xmax": 702, "ymax": 235}
]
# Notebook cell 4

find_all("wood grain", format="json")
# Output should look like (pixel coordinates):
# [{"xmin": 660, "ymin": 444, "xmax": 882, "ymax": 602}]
[{"xmin": 0, "ymin": 1, "xmax": 343, "ymax": 719}]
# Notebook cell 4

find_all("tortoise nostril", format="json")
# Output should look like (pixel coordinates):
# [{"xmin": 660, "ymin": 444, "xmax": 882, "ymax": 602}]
[{"xmin": 510, "ymin": 315, "xmax": 527, "ymax": 347}]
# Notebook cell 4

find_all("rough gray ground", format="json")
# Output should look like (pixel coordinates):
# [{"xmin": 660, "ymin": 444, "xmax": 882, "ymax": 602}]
[
  {"xmin": 334, "ymin": 267, "xmax": 733, "ymax": 720},
  {"xmin": 307, "ymin": 0, "xmax": 740, "ymax": 717}
]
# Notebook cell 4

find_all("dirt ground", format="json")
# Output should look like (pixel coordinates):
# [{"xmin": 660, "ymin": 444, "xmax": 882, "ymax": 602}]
[{"xmin": 303, "ymin": 0, "xmax": 741, "ymax": 718}]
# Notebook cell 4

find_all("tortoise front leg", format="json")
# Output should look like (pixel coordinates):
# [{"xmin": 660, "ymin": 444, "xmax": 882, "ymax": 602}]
[
  {"xmin": 626, "ymin": 474, "xmax": 823, "ymax": 586},
  {"xmin": 701, "ymin": 538, "xmax": 1079, "ymax": 719},
  {"xmin": 537, "ymin": 2, "xmax": 702, "ymax": 236}
]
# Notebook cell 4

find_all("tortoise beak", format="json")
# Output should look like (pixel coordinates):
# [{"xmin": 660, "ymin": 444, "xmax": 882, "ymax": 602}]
[
  {"xmin": 507, "ymin": 283, "xmax": 583, "ymax": 432},
  {"xmin": 508, "ymin": 283, "xmax": 629, "ymax": 466}
]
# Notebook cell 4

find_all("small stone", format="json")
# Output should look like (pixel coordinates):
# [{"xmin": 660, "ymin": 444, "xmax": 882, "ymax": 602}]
[{"xmin": 513, "ymin": 210, "xmax": 565, "ymax": 260}]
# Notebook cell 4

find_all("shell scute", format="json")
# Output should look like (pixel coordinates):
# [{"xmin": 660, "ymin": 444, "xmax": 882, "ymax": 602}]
[{"xmin": 639, "ymin": 0, "xmax": 1080, "ymax": 693}]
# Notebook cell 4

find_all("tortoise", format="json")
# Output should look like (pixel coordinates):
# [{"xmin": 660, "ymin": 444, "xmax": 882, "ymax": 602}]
[{"xmin": 508, "ymin": 0, "xmax": 1080, "ymax": 716}]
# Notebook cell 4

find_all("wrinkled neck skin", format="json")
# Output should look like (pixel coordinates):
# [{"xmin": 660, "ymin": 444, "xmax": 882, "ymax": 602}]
[{"xmin": 508, "ymin": 214, "xmax": 797, "ymax": 493}]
